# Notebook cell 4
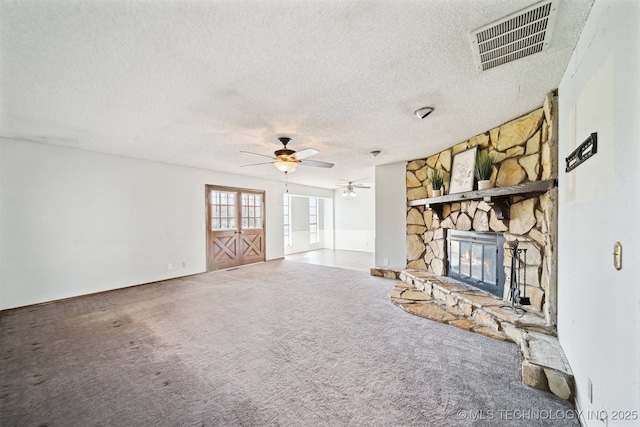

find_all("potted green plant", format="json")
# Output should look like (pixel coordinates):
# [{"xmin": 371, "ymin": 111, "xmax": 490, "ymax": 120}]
[
  {"xmin": 475, "ymin": 152, "xmax": 495, "ymax": 190},
  {"xmin": 431, "ymin": 169, "xmax": 444, "ymax": 197}
]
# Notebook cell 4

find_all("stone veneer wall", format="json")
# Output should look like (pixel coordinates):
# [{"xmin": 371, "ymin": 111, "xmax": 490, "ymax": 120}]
[{"xmin": 406, "ymin": 92, "xmax": 559, "ymax": 324}]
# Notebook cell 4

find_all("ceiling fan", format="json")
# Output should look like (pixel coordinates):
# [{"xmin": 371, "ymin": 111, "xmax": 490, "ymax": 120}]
[
  {"xmin": 240, "ymin": 137, "xmax": 334, "ymax": 174},
  {"xmin": 338, "ymin": 182, "xmax": 371, "ymax": 198}
]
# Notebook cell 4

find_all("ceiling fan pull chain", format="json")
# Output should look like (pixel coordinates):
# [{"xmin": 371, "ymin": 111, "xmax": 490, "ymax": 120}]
[{"xmin": 285, "ymin": 171, "xmax": 289, "ymax": 193}]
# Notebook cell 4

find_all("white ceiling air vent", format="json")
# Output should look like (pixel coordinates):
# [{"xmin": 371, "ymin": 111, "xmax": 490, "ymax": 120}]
[{"xmin": 469, "ymin": 0, "xmax": 558, "ymax": 72}]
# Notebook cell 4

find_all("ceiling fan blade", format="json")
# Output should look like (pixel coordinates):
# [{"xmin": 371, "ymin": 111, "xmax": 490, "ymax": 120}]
[
  {"xmin": 294, "ymin": 148, "xmax": 319, "ymax": 160},
  {"xmin": 300, "ymin": 159, "xmax": 334, "ymax": 168},
  {"xmin": 240, "ymin": 150, "xmax": 275, "ymax": 160},
  {"xmin": 354, "ymin": 185, "xmax": 371, "ymax": 189},
  {"xmin": 240, "ymin": 161, "xmax": 274, "ymax": 167}
]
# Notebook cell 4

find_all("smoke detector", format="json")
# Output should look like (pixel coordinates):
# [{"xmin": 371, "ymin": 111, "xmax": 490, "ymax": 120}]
[
  {"xmin": 469, "ymin": 0, "xmax": 558, "ymax": 72},
  {"xmin": 414, "ymin": 107, "xmax": 434, "ymax": 119}
]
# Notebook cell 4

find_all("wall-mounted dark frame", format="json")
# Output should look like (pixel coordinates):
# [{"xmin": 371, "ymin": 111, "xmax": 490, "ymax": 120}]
[{"xmin": 565, "ymin": 132, "xmax": 597, "ymax": 172}]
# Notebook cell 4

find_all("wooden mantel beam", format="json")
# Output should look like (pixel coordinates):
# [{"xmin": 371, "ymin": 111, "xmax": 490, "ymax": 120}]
[{"xmin": 407, "ymin": 179, "xmax": 557, "ymax": 220}]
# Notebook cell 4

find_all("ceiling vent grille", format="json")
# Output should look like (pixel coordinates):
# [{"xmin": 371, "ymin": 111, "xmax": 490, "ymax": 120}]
[{"xmin": 469, "ymin": 0, "xmax": 558, "ymax": 72}]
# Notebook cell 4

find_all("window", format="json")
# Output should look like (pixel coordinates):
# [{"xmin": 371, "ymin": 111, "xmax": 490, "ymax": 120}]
[
  {"xmin": 283, "ymin": 195, "xmax": 291, "ymax": 246},
  {"xmin": 309, "ymin": 197, "xmax": 319, "ymax": 244}
]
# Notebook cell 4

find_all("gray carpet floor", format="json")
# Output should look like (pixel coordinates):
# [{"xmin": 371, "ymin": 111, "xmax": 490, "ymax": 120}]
[{"xmin": 0, "ymin": 260, "xmax": 579, "ymax": 426}]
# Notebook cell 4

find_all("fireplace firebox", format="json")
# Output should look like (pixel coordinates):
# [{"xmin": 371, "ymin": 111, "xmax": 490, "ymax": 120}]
[{"xmin": 447, "ymin": 230, "xmax": 505, "ymax": 297}]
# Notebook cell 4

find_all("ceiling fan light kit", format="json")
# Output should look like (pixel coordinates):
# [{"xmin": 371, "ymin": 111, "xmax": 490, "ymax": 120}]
[
  {"xmin": 340, "ymin": 182, "xmax": 371, "ymax": 198},
  {"xmin": 343, "ymin": 188, "xmax": 357, "ymax": 198},
  {"xmin": 273, "ymin": 160, "xmax": 298, "ymax": 173}
]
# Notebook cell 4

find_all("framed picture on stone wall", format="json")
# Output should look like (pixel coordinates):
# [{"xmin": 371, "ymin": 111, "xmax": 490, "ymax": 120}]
[{"xmin": 449, "ymin": 146, "xmax": 477, "ymax": 194}]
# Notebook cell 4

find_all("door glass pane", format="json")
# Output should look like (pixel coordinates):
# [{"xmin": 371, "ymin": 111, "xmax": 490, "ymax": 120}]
[
  {"xmin": 471, "ymin": 244, "xmax": 483, "ymax": 281},
  {"xmin": 210, "ymin": 190, "xmax": 236, "ymax": 230},
  {"xmin": 450, "ymin": 241, "xmax": 460, "ymax": 274},
  {"xmin": 241, "ymin": 192, "xmax": 262, "ymax": 229},
  {"xmin": 460, "ymin": 241, "xmax": 471, "ymax": 277},
  {"xmin": 484, "ymin": 245, "xmax": 497, "ymax": 285}
]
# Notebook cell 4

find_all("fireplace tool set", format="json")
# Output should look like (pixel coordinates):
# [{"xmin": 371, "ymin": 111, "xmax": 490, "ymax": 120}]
[{"xmin": 506, "ymin": 239, "xmax": 530, "ymax": 310}]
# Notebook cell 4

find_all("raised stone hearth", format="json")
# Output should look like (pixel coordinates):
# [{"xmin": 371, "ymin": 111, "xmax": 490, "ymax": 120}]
[{"xmin": 371, "ymin": 266, "xmax": 574, "ymax": 401}]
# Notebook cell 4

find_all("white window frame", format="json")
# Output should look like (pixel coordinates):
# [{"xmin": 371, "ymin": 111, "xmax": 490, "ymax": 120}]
[
  {"xmin": 309, "ymin": 197, "xmax": 319, "ymax": 244},
  {"xmin": 283, "ymin": 195, "xmax": 291, "ymax": 247}
]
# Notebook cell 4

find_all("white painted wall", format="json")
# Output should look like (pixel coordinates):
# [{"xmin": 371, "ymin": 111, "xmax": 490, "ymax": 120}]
[
  {"xmin": 0, "ymin": 140, "xmax": 332, "ymax": 309},
  {"xmin": 557, "ymin": 1, "xmax": 640, "ymax": 424},
  {"xmin": 374, "ymin": 162, "xmax": 406, "ymax": 268},
  {"xmin": 333, "ymin": 186, "xmax": 375, "ymax": 253}
]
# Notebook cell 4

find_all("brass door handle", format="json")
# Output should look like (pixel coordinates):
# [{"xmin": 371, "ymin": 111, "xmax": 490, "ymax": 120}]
[{"xmin": 613, "ymin": 242, "xmax": 622, "ymax": 270}]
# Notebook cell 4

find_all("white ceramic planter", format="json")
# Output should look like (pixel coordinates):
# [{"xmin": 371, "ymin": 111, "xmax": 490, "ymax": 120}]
[{"xmin": 478, "ymin": 180, "xmax": 492, "ymax": 190}]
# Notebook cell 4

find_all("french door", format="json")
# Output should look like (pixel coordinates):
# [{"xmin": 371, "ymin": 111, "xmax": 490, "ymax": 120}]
[{"xmin": 206, "ymin": 185, "xmax": 265, "ymax": 271}]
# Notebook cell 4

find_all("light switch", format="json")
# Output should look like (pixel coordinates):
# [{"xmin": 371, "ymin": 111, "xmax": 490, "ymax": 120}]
[{"xmin": 613, "ymin": 242, "xmax": 622, "ymax": 270}]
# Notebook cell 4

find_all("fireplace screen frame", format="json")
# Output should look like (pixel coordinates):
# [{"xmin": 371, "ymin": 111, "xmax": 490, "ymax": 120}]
[{"xmin": 447, "ymin": 230, "xmax": 506, "ymax": 297}]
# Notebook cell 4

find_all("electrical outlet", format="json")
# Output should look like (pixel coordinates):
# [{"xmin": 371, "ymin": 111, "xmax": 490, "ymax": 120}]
[
  {"xmin": 167, "ymin": 263, "xmax": 172, "ymax": 271},
  {"xmin": 384, "ymin": 258, "xmax": 389, "ymax": 266},
  {"xmin": 182, "ymin": 261, "xmax": 187, "ymax": 268}
]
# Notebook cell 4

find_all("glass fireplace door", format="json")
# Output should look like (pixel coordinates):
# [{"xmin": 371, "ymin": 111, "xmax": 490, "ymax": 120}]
[{"xmin": 447, "ymin": 230, "xmax": 505, "ymax": 297}]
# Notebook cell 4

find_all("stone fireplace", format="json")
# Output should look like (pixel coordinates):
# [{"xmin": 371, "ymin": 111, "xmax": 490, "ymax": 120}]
[
  {"xmin": 372, "ymin": 91, "xmax": 570, "ymax": 400},
  {"xmin": 406, "ymin": 92, "xmax": 558, "ymax": 325}
]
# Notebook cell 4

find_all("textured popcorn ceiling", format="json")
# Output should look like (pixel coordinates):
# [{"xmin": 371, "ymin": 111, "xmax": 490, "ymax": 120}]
[{"xmin": 0, "ymin": 0, "xmax": 593, "ymax": 189}]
